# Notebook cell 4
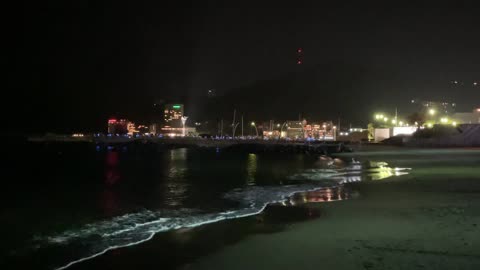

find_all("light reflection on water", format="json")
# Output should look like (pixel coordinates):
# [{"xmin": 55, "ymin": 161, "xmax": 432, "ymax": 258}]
[
  {"xmin": 287, "ymin": 186, "xmax": 354, "ymax": 205},
  {"xmin": 246, "ymin": 153, "xmax": 257, "ymax": 185},
  {"xmin": 165, "ymin": 148, "xmax": 189, "ymax": 206},
  {"xmin": 20, "ymin": 150, "xmax": 413, "ymax": 270},
  {"xmin": 288, "ymin": 156, "xmax": 411, "ymax": 184}
]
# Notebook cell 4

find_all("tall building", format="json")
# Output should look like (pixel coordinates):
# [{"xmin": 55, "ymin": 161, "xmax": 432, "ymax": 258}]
[
  {"xmin": 151, "ymin": 99, "xmax": 166, "ymax": 124},
  {"xmin": 164, "ymin": 104, "xmax": 184, "ymax": 128}
]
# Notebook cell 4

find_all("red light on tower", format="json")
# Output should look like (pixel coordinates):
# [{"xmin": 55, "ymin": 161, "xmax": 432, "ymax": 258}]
[
  {"xmin": 108, "ymin": 119, "xmax": 117, "ymax": 124},
  {"xmin": 296, "ymin": 47, "xmax": 303, "ymax": 65}
]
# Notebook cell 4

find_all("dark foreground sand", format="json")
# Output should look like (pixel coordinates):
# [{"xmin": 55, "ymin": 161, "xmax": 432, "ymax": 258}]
[{"xmin": 188, "ymin": 148, "xmax": 480, "ymax": 270}]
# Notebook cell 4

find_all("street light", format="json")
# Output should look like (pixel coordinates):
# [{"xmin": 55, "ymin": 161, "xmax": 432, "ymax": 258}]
[
  {"xmin": 181, "ymin": 116, "xmax": 188, "ymax": 137},
  {"xmin": 429, "ymin": 109, "xmax": 436, "ymax": 116},
  {"xmin": 280, "ymin": 122, "xmax": 288, "ymax": 139},
  {"xmin": 251, "ymin": 122, "xmax": 258, "ymax": 137}
]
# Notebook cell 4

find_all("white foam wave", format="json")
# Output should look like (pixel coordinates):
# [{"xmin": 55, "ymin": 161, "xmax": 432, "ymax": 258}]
[
  {"xmin": 49, "ymin": 183, "xmax": 329, "ymax": 270},
  {"xmin": 48, "ymin": 160, "xmax": 410, "ymax": 270}
]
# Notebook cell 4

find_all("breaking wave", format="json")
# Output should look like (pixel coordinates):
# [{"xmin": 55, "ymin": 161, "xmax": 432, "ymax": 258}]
[
  {"xmin": 45, "ymin": 184, "xmax": 330, "ymax": 270},
  {"xmin": 39, "ymin": 159, "xmax": 409, "ymax": 270}
]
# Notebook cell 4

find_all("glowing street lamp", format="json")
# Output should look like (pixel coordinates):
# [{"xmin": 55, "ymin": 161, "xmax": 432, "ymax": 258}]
[
  {"xmin": 383, "ymin": 117, "xmax": 388, "ymax": 122},
  {"xmin": 440, "ymin": 117, "xmax": 449, "ymax": 124},
  {"xmin": 251, "ymin": 122, "xmax": 258, "ymax": 137},
  {"xmin": 392, "ymin": 119, "xmax": 397, "ymax": 125},
  {"xmin": 429, "ymin": 109, "xmax": 436, "ymax": 116},
  {"xmin": 452, "ymin": 121, "xmax": 457, "ymax": 126},
  {"xmin": 280, "ymin": 122, "xmax": 288, "ymax": 138},
  {"xmin": 181, "ymin": 116, "xmax": 188, "ymax": 136}
]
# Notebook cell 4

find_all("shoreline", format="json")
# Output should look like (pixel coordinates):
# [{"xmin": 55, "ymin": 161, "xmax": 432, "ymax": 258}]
[{"xmin": 65, "ymin": 147, "xmax": 480, "ymax": 270}]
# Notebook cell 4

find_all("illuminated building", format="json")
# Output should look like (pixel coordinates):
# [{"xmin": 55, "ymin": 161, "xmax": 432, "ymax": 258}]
[
  {"xmin": 283, "ymin": 120, "xmax": 336, "ymax": 140},
  {"xmin": 107, "ymin": 119, "xmax": 128, "ymax": 134},
  {"xmin": 127, "ymin": 121, "xmax": 136, "ymax": 135},
  {"xmin": 285, "ymin": 121, "xmax": 304, "ymax": 139},
  {"xmin": 149, "ymin": 124, "xmax": 158, "ymax": 135},
  {"xmin": 304, "ymin": 121, "xmax": 336, "ymax": 140},
  {"xmin": 108, "ymin": 119, "xmax": 117, "ymax": 134},
  {"xmin": 164, "ymin": 104, "xmax": 184, "ymax": 128},
  {"xmin": 452, "ymin": 109, "xmax": 480, "ymax": 124},
  {"xmin": 159, "ymin": 126, "xmax": 197, "ymax": 137},
  {"xmin": 411, "ymin": 99, "xmax": 456, "ymax": 115},
  {"xmin": 137, "ymin": 125, "xmax": 149, "ymax": 134}
]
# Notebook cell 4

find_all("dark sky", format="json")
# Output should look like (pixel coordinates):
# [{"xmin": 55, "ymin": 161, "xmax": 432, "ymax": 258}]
[{"xmin": 7, "ymin": 2, "xmax": 480, "ymax": 133}]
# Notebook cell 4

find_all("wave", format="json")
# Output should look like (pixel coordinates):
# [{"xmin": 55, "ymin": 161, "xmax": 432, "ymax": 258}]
[
  {"xmin": 41, "ymin": 160, "xmax": 409, "ymax": 270},
  {"xmin": 43, "ymin": 183, "xmax": 331, "ymax": 270}
]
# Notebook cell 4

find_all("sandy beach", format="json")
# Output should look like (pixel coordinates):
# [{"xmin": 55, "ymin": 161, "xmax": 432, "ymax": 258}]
[{"xmin": 186, "ymin": 148, "xmax": 480, "ymax": 270}]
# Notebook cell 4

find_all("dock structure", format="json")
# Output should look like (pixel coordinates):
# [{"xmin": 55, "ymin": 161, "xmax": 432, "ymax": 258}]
[
  {"xmin": 92, "ymin": 137, "xmax": 351, "ymax": 155},
  {"xmin": 27, "ymin": 136, "xmax": 353, "ymax": 155}
]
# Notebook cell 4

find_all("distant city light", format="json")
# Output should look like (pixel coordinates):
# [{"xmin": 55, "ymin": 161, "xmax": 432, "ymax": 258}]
[
  {"xmin": 383, "ymin": 117, "xmax": 388, "ymax": 122},
  {"xmin": 440, "ymin": 117, "xmax": 449, "ymax": 124},
  {"xmin": 392, "ymin": 119, "xmax": 397, "ymax": 124},
  {"xmin": 429, "ymin": 109, "xmax": 436, "ymax": 115},
  {"xmin": 452, "ymin": 121, "xmax": 457, "ymax": 126},
  {"xmin": 427, "ymin": 123, "xmax": 433, "ymax": 128},
  {"xmin": 251, "ymin": 122, "xmax": 255, "ymax": 126}
]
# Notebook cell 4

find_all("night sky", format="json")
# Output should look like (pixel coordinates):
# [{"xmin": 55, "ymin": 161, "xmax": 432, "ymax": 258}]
[{"xmin": 8, "ymin": 2, "xmax": 480, "ymax": 133}]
